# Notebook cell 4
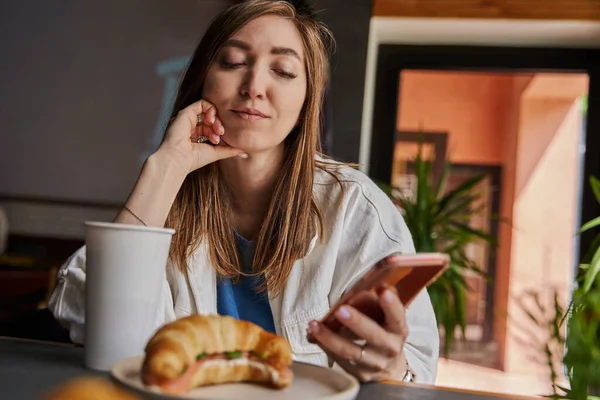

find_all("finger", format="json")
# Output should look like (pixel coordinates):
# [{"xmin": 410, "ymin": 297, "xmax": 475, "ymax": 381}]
[
  {"xmin": 193, "ymin": 120, "xmax": 203, "ymax": 140},
  {"xmin": 309, "ymin": 321, "xmax": 392, "ymax": 377},
  {"xmin": 307, "ymin": 321, "xmax": 364, "ymax": 364},
  {"xmin": 330, "ymin": 354, "xmax": 370, "ymax": 382},
  {"xmin": 202, "ymin": 123, "xmax": 220, "ymax": 145},
  {"xmin": 338, "ymin": 326, "xmax": 360, "ymax": 341},
  {"xmin": 322, "ymin": 350, "xmax": 362, "ymax": 381},
  {"xmin": 380, "ymin": 289, "xmax": 409, "ymax": 338},
  {"xmin": 201, "ymin": 144, "xmax": 248, "ymax": 162},
  {"xmin": 354, "ymin": 346, "xmax": 392, "ymax": 373},
  {"xmin": 307, "ymin": 327, "xmax": 357, "ymax": 343},
  {"xmin": 188, "ymin": 99, "xmax": 216, "ymax": 124},
  {"xmin": 212, "ymin": 117, "xmax": 225, "ymax": 136},
  {"xmin": 308, "ymin": 320, "xmax": 391, "ymax": 372},
  {"xmin": 325, "ymin": 350, "xmax": 381, "ymax": 383},
  {"xmin": 347, "ymin": 290, "xmax": 385, "ymax": 326},
  {"xmin": 203, "ymin": 104, "xmax": 217, "ymax": 125},
  {"xmin": 177, "ymin": 100, "xmax": 216, "ymax": 134},
  {"xmin": 333, "ymin": 305, "xmax": 399, "ymax": 357}
]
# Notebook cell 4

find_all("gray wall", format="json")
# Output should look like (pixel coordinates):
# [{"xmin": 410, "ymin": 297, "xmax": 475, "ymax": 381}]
[
  {"xmin": 0, "ymin": 0, "xmax": 231, "ymax": 205},
  {"xmin": 313, "ymin": 0, "xmax": 372, "ymax": 163},
  {"xmin": 0, "ymin": 0, "xmax": 232, "ymax": 237},
  {"xmin": 0, "ymin": 0, "xmax": 372, "ymax": 238}
]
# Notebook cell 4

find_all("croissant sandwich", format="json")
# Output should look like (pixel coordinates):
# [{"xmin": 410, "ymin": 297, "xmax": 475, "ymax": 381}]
[
  {"xmin": 40, "ymin": 377, "xmax": 140, "ymax": 400},
  {"xmin": 141, "ymin": 314, "xmax": 294, "ymax": 395}
]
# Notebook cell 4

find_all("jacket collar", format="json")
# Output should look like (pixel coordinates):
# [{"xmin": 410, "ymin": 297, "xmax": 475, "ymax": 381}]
[{"xmin": 185, "ymin": 226, "xmax": 319, "ymax": 319}]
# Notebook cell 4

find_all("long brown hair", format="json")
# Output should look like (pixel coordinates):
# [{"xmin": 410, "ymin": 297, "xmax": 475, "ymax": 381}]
[{"xmin": 164, "ymin": 0, "xmax": 337, "ymax": 297}]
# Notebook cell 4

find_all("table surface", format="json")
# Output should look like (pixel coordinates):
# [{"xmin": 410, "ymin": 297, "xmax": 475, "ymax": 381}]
[{"xmin": 0, "ymin": 337, "xmax": 535, "ymax": 400}]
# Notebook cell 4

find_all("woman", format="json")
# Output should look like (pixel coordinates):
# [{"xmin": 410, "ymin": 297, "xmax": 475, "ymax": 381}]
[{"xmin": 48, "ymin": 0, "xmax": 439, "ymax": 385}]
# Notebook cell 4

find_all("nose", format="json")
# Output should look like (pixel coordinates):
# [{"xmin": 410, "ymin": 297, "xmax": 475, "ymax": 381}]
[{"xmin": 240, "ymin": 68, "xmax": 266, "ymax": 100}]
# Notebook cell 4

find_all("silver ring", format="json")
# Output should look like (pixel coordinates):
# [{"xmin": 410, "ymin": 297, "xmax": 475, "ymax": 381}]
[
  {"xmin": 358, "ymin": 346, "xmax": 366, "ymax": 362},
  {"xmin": 196, "ymin": 136, "xmax": 209, "ymax": 143},
  {"xmin": 349, "ymin": 345, "xmax": 365, "ymax": 365},
  {"xmin": 197, "ymin": 114, "xmax": 203, "ymax": 126}
]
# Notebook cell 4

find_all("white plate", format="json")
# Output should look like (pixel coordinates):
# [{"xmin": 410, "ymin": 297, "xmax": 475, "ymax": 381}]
[{"xmin": 110, "ymin": 356, "xmax": 360, "ymax": 400}]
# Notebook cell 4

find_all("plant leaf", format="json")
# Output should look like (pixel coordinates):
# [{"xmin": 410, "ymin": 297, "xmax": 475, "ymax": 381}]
[
  {"xmin": 436, "ymin": 194, "xmax": 481, "ymax": 223},
  {"xmin": 454, "ymin": 284, "xmax": 467, "ymax": 337},
  {"xmin": 436, "ymin": 162, "xmax": 451, "ymax": 199},
  {"xmin": 578, "ymin": 216, "xmax": 600, "ymax": 235},
  {"xmin": 591, "ymin": 175, "xmax": 600, "ymax": 205},
  {"xmin": 436, "ymin": 175, "xmax": 486, "ymax": 215},
  {"xmin": 582, "ymin": 244, "xmax": 600, "ymax": 293},
  {"xmin": 448, "ymin": 221, "xmax": 498, "ymax": 245},
  {"xmin": 580, "ymin": 233, "xmax": 600, "ymax": 265},
  {"xmin": 375, "ymin": 144, "xmax": 499, "ymax": 357}
]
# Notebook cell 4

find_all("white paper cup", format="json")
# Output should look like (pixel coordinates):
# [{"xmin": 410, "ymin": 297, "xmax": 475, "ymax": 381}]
[{"xmin": 83, "ymin": 221, "xmax": 175, "ymax": 371}]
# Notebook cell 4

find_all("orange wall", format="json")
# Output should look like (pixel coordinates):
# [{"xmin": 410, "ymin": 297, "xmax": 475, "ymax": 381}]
[
  {"xmin": 397, "ymin": 71, "xmax": 510, "ymax": 164},
  {"xmin": 493, "ymin": 75, "xmax": 534, "ymax": 369},
  {"xmin": 504, "ymin": 78, "xmax": 587, "ymax": 374},
  {"xmin": 514, "ymin": 100, "xmax": 580, "ymax": 196}
]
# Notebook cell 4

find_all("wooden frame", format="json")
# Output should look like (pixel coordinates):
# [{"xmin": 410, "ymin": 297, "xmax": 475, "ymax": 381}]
[
  {"xmin": 369, "ymin": 44, "xmax": 600, "ymax": 369},
  {"xmin": 372, "ymin": 0, "xmax": 600, "ymax": 20},
  {"xmin": 449, "ymin": 163, "xmax": 503, "ymax": 344},
  {"xmin": 403, "ymin": 158, "xmax": 503, "ymax": 346}
]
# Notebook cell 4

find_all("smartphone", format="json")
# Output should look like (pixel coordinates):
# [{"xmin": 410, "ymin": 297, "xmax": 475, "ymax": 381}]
[{"xmin": 319, "ymin": 252, "xmax": 450, "ymax": 334}]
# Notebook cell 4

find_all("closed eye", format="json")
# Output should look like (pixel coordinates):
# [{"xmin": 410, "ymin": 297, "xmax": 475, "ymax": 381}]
[
  {"xmin": 221, "ymin": 61, "xmax": 245, "ymax": 69},
  {"xmin": 274, "ymin": 70, "xmax": 297, "ymax": 79},
  {"xmin": 221, "ymin": 61, "xmax": 296, "ymax": 79}
]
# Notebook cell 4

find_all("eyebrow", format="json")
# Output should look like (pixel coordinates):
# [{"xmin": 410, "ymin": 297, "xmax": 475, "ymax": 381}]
[{"xmin": 223, "ymin": 39, "xmax": 302, "ymax": 61}]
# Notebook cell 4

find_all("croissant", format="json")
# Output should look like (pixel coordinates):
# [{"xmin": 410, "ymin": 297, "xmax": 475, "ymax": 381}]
[
  {"xmin": 141, "ymin": 314, "xmax": 294, "ymax": 395},
  {"xmin": 40, "ymin": 377, "xmax": 140, "ymax": 400}
]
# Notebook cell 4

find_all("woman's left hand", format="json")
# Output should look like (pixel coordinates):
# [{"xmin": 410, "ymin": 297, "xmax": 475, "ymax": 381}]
[{"xmin": 307, "ymin": 288, "xmax": 409, "ymax": 383}]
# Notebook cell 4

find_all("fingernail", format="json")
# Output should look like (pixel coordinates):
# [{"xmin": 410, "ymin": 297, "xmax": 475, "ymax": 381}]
[
  {"xmin": 383, "ymin": 290, "xmax": 395, "ymax": 304},
  {"xmin": 210, "ymin": 114, "xmax": 215, "ymax": 124},
  {"xmin": 308, "ymin": 321, "xmax": 320, "ymax": 334},
  {"xmin": 237, "ymin": 153, "xmax": 248, "ymax": 159},
  {"xmin": 219, "ymin": 126, "xmax": 225, "ymax": 134},
  {"xmin": 336, "ymin": 306, "xmax": 351, "ymax": 320}
]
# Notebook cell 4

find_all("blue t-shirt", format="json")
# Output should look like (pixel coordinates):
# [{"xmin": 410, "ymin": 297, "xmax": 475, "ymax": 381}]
[{"xmin": 216, "ymin": 231, "xmax": 276, "ymax": 333}]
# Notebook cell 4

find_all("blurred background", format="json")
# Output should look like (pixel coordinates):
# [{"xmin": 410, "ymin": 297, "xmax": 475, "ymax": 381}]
[{"xmin": 1, "ymin": 1, "xmax": 600, "ymax": 398}]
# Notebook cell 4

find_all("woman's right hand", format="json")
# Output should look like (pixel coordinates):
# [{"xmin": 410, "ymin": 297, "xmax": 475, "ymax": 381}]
[{"xmin": 155, "ymin": 99, "xmax": 248, "ymax": 175}]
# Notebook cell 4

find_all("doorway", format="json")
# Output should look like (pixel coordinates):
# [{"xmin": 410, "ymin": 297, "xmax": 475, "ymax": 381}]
[{"xmin": 369, "ymin": 45, "xmax": 600, "ymax": 395}]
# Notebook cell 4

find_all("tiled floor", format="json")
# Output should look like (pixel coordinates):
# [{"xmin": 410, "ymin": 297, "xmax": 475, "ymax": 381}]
[{"xmin": 435, "ymin": 358, "xmax": 568, "ymax": 398}]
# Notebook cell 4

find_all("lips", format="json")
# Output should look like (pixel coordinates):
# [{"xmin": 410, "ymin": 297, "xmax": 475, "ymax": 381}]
[{"xmin": 231, "ymin": 107, "xmax": 269, "ymax": 121}]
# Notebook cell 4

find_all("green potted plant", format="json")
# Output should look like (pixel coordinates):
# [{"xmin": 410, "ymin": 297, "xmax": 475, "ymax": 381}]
[
  {"xmin": 519, "ymin": 175, "xmax": 600, "ymax": 400},
  {"xmin": 377, "ymin": 145, "xmax": 496, "ymax": 356},
  {"xmin": 561, "ymin": 175, "xmax": 600, "ymax": 399}
]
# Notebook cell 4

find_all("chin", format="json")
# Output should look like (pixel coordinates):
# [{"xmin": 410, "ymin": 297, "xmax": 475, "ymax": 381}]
[{"xmin": 222, "ymin": 130, "xmax": 276, "ymax": 154}]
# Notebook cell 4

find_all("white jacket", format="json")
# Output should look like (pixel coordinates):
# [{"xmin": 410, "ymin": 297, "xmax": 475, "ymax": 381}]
[{"xmin": 48, "ymin": 164, "xmax": 440, "ymax": 384}]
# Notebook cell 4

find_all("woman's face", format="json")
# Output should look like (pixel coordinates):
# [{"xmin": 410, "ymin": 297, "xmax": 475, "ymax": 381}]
[{"xmin": 202, "ymin": 15, "xmax": 307, "ymax": 154}]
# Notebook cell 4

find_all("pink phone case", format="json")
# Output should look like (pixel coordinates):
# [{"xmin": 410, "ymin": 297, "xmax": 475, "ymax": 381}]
[{"xmin": 320, "ymin": 252, "xmax": 450, "ymax": 334}]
